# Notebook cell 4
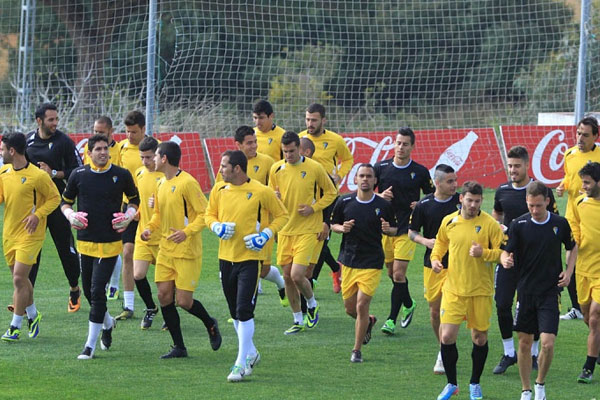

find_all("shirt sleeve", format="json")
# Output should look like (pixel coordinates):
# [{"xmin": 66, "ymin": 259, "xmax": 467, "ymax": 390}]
[
  {"xmin": 548, "ymin": 189, "xmax": 559, "ymax": 215},
  {"xmin": 34, "ymin": 172, "xmax": 61, "ymax": 219},
  {"xmin": 146, "ymin": 181, "xmax": 162, "ymax": 232},
  {"xmin": 493, "ymin": 190, "xmax": 503, "ymax": 213},
  {"xmin": 204, "ymin": 184, "xmax": 220, "ymax": 229},
  {"xmin": 330, "ymin": 196, "xmax": 345, "ymax": 225},
  {"xmin": 123, "ymin": 170, "xmax": 140, "ymax": 206},
  {"xmin": 182, "ymin": 179, "xmax": 207, "ymax": 237},
  {"xmin": 568, "ymin": 198, "xmax": 581, "ymax": 245},
  {"xmin": 421, "ymin": 170, "xmax": 434, "ymax": 195},
  {"xmin": 409, "ymin": 202, "xmax": 423, "ymax": 232},
  {"xmin": 481, "ymin": 220, "xmax": 504, "ymax": 262},
  {"xmin": 503, "ymin": 220, "xmax": 518, "ymax": 254},
  {"xmin": 383, "ymin": 201, "xmax": 397, "ymax": 228},
  {"xmin": 561, "ymin": 219, "xmax": 576, "ymax": 251},
  {"xmin": 62, "ymin": 135, "xmax": 83, "ymax": 180},
  {"xmin": 430, "ymin": 219, "xmax": 449, "ymax": 262},
  {"xmin": 263, "ymin": 187, "xmax": 289, "ymax": 233},
  {"xmin": 336, "ymin": 136, "xmax": 354, "ymax": 179},
  {"xmin": 61, "ymin": 170, "xmax": 79, "ymax": 206}
]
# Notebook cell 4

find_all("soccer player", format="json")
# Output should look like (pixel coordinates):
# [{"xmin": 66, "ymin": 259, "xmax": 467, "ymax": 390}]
[
  {"xmin": 206, "ymin": 150, "xmax": 288, "ymax": 381},
  {"xmin": 61, "ymin": 134, "xmax": 139, "ymax": 359},
  {"xmin": 331, "ymin": 163, "xmax": 397, "ymax": 363},
  {"xmin": 269, "ymin": 131, "xmax": 337, "ymax": 334},
  {"xmin": 556, "ymin": 116, "xmax": 600, "ymax": 321},
  {"xmin": 569, "ymin": 162, "xmax": 600, "ymax": 383},
  {"xmin": 408, "ymin": 164, "xmax": 460, "ymax": 374},
  {"xmin": 253, "ymin": 100, "xmax": 285, "ymax": 161},
  {"xmin": 0, "ymin": 133, "xmax": 60, "ymax": 342},
  {"xmin": 500, "ymin": 181, "xmax": 576, "ymax": 400},
  {"xmin": 140, "ymin": 141, "xmax": 221, "ymax": 358},
  {"xmin": 431, "ymin": 181, "xmax": 504, "ymax": 400},
  {"xmin": 25, "ymin": 103, "xmax": 82, "ymax": 312},
  {"xmin": 491, "ymin": 146, "xmax": 558, "ymax": 375},
  {"xmin": 376, "ymin": 128, "xmax": 434, "ymax": 335}
]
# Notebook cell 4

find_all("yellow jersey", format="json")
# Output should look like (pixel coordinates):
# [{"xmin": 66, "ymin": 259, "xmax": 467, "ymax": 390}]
[
  {"xmin": 561, "ymin": 145, "xmax": 600, "ymax": 221},
  {"xmin": 134, "ymin": 166, "xmax": 164, "ymax": 245},
  {"xmin": 83, "ymin": 140, "xmax": 121, "ymax": 166},
  {"xmin": 299, "ymin": 129, "xmax": 354, "ymax": 180},
  {"xmin": 255, "ymin": 125, "xmax": 285, "ymax": 161},
  {"xmin": 215, "ymin": 152, "xmax": 274, "ymax": 186},
  {"xmin": 568, "ymin": 194, "xmax": 600, "ymax": 277}
]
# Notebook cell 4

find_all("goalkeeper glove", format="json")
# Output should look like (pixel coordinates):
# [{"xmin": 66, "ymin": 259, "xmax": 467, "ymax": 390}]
[
  {"xmin": 243, "ymin": 228, "xmax": 273, "ymax": 251},
  {"xmin": 112, "ymin": 207, "xmax": 137, "ymax": 232},
  {"xmin": 63, "ymin": 208, "xmax": 88, "ymax": 230},
  {"xmin": 210, "ymin": 222, "xmax": 236, "ymax": 240}
]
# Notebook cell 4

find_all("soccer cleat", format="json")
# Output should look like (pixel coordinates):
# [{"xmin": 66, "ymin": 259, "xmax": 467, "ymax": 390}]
[
  {"xmin": 493, "ymin": 354, "xmax": 517, "ymax": 374},
  {"xmin": 115, "ymin": 307, "xmax": 133, "ymax": 321},
  {"xmin": 28, "ymin": 311, "xmax": 42, "ymax": 338},
  {"xmin": 141, "ymin": 308, "xmax": 158, "ymax": 330},
  {"xmin": 400, "ymin": 299, "xmax": 416, "ymax": 328},
  {"xmin": 284, "ymin": 323, "xmax": 305, "ymax": 335},
  {"xmin": 331, "ymin": 270, "xmax": 341, "ymax": 294},
  {"xmin": 469, "ymin": 383, "xmax": 482, "ymax": 400},
  {"xmin": 107, "ymin": 286, "xmax": 119, "ymax": 300},
  {"xmin": 380, "ymin": 319, "xmax": 395, "ymax": 335},
  {"xmin": 532, "ymin": 355, "xmax": 538, "ymax": 371},
  {"xmin": 534, "ymin": 383, "xmax": 545, "ymax": 400},
  {"xmin": 161, "ymin": 322, "xmax": 169, "ymax": 331},
  {"xmin": 350, "ymin": 349, "xmax": 363, "ymax": 363},
  {"xmin": 207, "ymin": 317, "xmax": 222, "ymax": 351},
  {"xmin": 160, "ymin": 345, "xmax": 188, "ymax": 359},
  {"xmin": 6, "ymin": 304, "xmax": 14, "ymax": 313},
  {"xmin": 363, "ymin": 315, "xmax": 377, "ymax": 345},
  {"xmin": 227, "ymin": 365, "xmax": 245, "ymax": 382},
  {"xmin": 68, "ymin": 290, "xmax": 81, "ymax": 313},
  {"xmin": 1, "ymin": 326, "xmax": 20, "ymax": 342},
  {"xmin": 306, "ymin": 305, "xmax": 319, "ymax": 328},
  {"xmin": 520, "ymin": 390, "xmax": 532, "ymax": 400},
  {"xmin": 437, "ymin": 383, "xmax": 459, "ymax": 400},
  {"xmin": 100, "ymin": 318, "xmax": 115, "ymax": 350},
  {"xmin": 560, "ymin": 307, "xmax": 583, "ymax": 320},
  {"xmin": 434, "ymin": 358, "xmax": 446, "ymax": 375},
  {"xmin": 77, "ymin": 346, "xmax": 95, "ymax": 360},
  {"xmin": 278, "ymin": 288, "xmax": 289, "ymax": 307},
  {"xmin": 244, "ymin": 352, "xmax": 261, "ymax": 376},
  {"xmin": 577, "ymin": 368, "xmax": 593, "ymax": 384}
]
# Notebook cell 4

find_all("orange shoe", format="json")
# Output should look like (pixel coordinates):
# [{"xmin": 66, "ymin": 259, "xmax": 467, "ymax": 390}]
[
  {"xmin": 331, "ymin": 270, "xmax": 341, "ymax": 294},
  {"xmin": 7, "ymin": 304, "xmax": 14, "ymax": 313},
  {"xmin": 68, "ymin": 290, "xmax": 81, "ymax": 313}
]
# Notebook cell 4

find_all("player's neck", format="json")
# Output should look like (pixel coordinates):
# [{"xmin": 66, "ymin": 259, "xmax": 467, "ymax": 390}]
[
  {"xmin": 511, "ymin": 177, "xmax": 530, "ymax": 188},
  {"xmin": 357, "ymin": 189, "xmax": 375, "ymax": 202},
  {"xmin": 531, "ymin": 211, "xmax": 549, "ymax": 224},
  {"xmin": 434, "ymin": 191, "xmax": 451, "ymax": 201},
  {"xmin": 460, "ymin": 209, "xmax": 477, "ymax": 220},
  {"xmin": 393, "ymin": 156, "xmax": 410, "ymax": 167},
  {"xmin": 311, "ymin": 129, "xmax": 325, "ymax": 137},
  {"xmin": 37, "ymin": 127, "xmax": 54, "ymax": 140},
  {"xmin": 11, "ymin": 156, "xmax": 27, "ymax": 170},
  {"xmin": 230, "ymin": 174, "xmax": 249, "ymax": 186},
  {"xmin": 163, "ymin": 165, "xmax": 180, "ymax": 180}
]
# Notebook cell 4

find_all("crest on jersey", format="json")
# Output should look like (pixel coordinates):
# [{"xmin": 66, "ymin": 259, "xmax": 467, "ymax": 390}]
[
  {"xmin": 112, "ymin": 176, "xmax": 118, "ymax": 183},
  {"xmin": 247, "ymin": 192, "xmax": 253, "ymax": 200},
  {"xmin": 375, "ymin": 207, "xmax": 381, "ymax": 216},
  {"xmin": 21, "ymin": 177, "xmax": 26, "ymax": 184},
  {"xmin": 268, "ymin": 138, "xmax": 273, "ymax": 145},
  {"xmin": 48, "ymin": 142, "xmax": 53, "ymax": 150},
  {"xmin": 253, "ymin": 165, "xmax": 259, "ymax": 173},
  {"xmin": 553, "ymin": 226, "xmax": 558, "ymax": 235},
  {"xmin": 171, "ymin": 186, "xmax": 176, "ymax": 193},
  {"xmin": 410, "ymin": 172, "xmax": 416, "ymax": 179},
  {"xmin": 475, "ymin": 225, "xmax": 481, "ymax": 233},
  {"xmin": 301, "ymin": 171, "xmax": 307, "ymax": 178},
  {"xmin": 323, "ymin": 142, "xmax": 329, "ymax": 149}
]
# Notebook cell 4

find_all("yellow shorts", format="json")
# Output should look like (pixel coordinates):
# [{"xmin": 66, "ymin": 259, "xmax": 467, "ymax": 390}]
[
  {"xmin": 341, "ymin": 266, "xmax": 382, "ymax": 300},
  {"xmin": 440, "ymin": 291, "xmax": 492, "ymax": 331},
  {"xmin": 576, "ymin": 274, "xmax": 600, "ymax": 306},
  {"xmin": 4, "ymin": 240, "xmax": 43, "ymax": 266},
  {"xmin": 155, "ymin": 252, "xmax": 202, "ymax": 291},
  {"xmin": 424, "ymin": 267, "xmax": 448, "ymax": 303},
  {"xmin": 383, "ymin": 234, "xmax": 416, "ymax": 264},
  {"xmin": 262, "ymin": 239, "xmax": 274, "ymax": 265},
  {"xmin": 310, "ymin": 239, "xmax": 325, "ymax": 265},
  {"xmin": 133, "ymin": 240, "xmax": 159, "ymax": 264},
  {"xmin": 277, "ymin": 233, "xmax": 319, "ymax": 267}
]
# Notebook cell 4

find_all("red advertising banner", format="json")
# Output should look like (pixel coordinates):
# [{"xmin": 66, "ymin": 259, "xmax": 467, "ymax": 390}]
[
  {"xmin": 499, "ymin": 126, "xmax": 577, "ymax": 187},
  {"xmin": 69, "ymin": 132, "xmax": 212, "ymax": 191},
  {"xmin": 203, "ymin": 137, "xmax": 236, "ymax": 178}
]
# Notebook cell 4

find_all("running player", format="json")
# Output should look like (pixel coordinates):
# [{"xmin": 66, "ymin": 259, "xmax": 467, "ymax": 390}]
[
  {"xmin": 409, "ymin": 164, "xmax": 460, "ymax": 374},
  {"xmin": 376, "ymin": 128, "xmax": 434, "ymax": 335},
  {"xmin": 206, "ymin": 149, "xmax": 288, "ymax": 381},
  {"xmin": 500, "ymin": 181, "xmax": 576, "ymax": 400},
  {"xmin": 431, "ymin": 181, "xmax": 504, "ymax": 400},
  {"xmin": 331, "ymin": 163, "xmax": 397, "ymax": 362},
  {"xmin": 253, "ymin": 99, "xmax": 285, "ymax": 161},
  {"xmin": 1, "ymin": 133, "xmax": 60, "ymax": 342}
]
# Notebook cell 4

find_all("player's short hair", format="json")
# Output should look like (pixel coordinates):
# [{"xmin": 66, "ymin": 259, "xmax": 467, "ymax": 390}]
[
  {"xmin": 95, "ymin": 115, "xmax": 113, "ymax": 128},
  {"xmin": 579, "ymin": 162, "xmax": 600, "ymax": 182},
  {"xmin": 139, "ymin": 135, "xmax": 159, "ymax": 152},
  {"xmin": 87, "ymin": 134, "xmax": 109, "ymax": 151},
  {"xmin": 433, "ymin": 164, "xmax": 455, "ymax": 182},
  {"xmin": 157, "ymin": 141, "xmax": 181, "ymax": 167},
  {"xmin": 234, "ymin": 126, "xmax": 255, "ymax": 144},
  {"xmin": 525, "ymin": 180, "xmax": 548, "ymax": 198},
  {"xmin": 306, "ymin": 103, "xmax": 326, "ymax": 118},
  {"xmin": 1, "ymin": 132, "xmax": 26, "ymax": 155},
  {"xmin": 578, "ymin": 116, "xmax": 599, "ymax": 136},
  {"xmin": 124, "ymin": 111, "xmax": 145, "ymax": 128},
  {"xmin": 357, "ymin": 163, "xmax": 375, "ymax": 175},
  {"xmin": 461, "ymin": 181, "xmax": 483, "ymax": 196},
  {"xmin": 397, "ymin": 127, "xmax": 415, "ymax": 145},
  {"xmin": 252, "ymin": 100, "xmax": 273, "ymax": 116},
  {"xmin": 506, "ymin": 145, "xmax": 529, "ymax": 162},
  {"xmin": 35, "ymin": 103, "xmax": 57, "ymax": 121},
  {"xmin": 281, "ymin": 131, "xmax": 300, "ymax": 147},
  {"xmin": 223, "ymin": 149, "xmax": 247, "ymax": 173},
  {"xmin": 299, "ymin": 137, "xmax": 315, "ymax": 157}
]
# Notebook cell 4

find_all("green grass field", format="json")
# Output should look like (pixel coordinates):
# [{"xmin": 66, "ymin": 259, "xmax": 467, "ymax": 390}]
[{"xmin": 0, "ymin": 189, "xmax": 597, "ymax": 399}]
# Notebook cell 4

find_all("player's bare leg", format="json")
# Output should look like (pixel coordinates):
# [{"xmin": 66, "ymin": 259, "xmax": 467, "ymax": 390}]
[
  {"xmin": 344, "ymin": 290, "xmax": 373, "ymax": 354},
  {"xmin": 517, "ymin": 332, "xmax": 534, "ymax": 392}
]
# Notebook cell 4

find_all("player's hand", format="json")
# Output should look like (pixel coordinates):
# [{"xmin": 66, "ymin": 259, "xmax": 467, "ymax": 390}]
[
  {"xmin": 431, "ymin": 260, "xmax": 444, "ymax": 273},
  {"xmin": 244, "ymin": 228, "xmax": 273, "ymax": 251},
  {"xmin": 556, "ymin": 183, "xmax": 564, "ymax": 197},
  {"xmin": 423, "ymin": 237, "xmax": 436, "ymax": 249},
  {"xmin": 298, "ymin": 204, "xmax": 314, "ymax": 216},
  {"xmin": 410, "ymin": 201, "xmax": 417, "ymax": 210},
  {"xmin": 112, "ymin": 208, "xmax": 136, "ymax": 233},
  {"xmin": 140, "ymin": 229, "xmax": 152, "ymax": 241},
  {"xmin": 341, "ymin": 219, "xmax": 355, "ymax": 233},
  {"xmin": 318, "ymin": 223, "xmax": 329, "ymax": 241},
  {"xmin": 167, "ymin": 228, "xmax": 186, "ymax": 243},
  {"xmin": 331, "ymin": 172, "xmax": 341, "ymax": 186},
  {"xmin": 37, "ymin": 161, "xmax": 51, "ymax": 175},
  {"xmin": 501, "ymin": 252, "xmax": 514, "ymax": 269},
  {"xmin": 469, "ymin": 241, "xmax": 483, "ymax": 257},
  {"xmin": 210, "ymin": 222, "xmax": 236, "ymax": 240},
  {"xmin": 499, "ymin": 223, "xmax": 508, "ymax": 234},
  {"xmin": 380, "ymin": 186, "xmax": 394, "ymax": 201},
  {"xmin": 148, "ymin": 194, "xmax": 155, "ymax": 209},
  {"xmin": 64, "ymin": 208, "xmax": 88, "ymax": 230},
  {"xmin": 557, "ymin": 270, "xmax": 572, "ymax": 287},
  {"xmin": 23, "ymin": 214, "xmax": 40, "ymax": 234},
  {"xmin": 381, "ymin": 218, "xmax": 393, "ymax": 234}
]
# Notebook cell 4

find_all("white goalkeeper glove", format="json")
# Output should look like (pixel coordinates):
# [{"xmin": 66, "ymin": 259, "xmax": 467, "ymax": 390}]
[
  {"xmin": 63, "ymin": 208, "xmax": 88, "ymax": 230},
  {"xmin": 243, "ymin": 228, "xmax": 273, "ymax": 251},
  {"xmin": 112, "ymin": 207, "xmax": 137, "ymax": 232},
  {"xmin": 210, "ymin": 222, "xmax": 236, "ymax": 240}
]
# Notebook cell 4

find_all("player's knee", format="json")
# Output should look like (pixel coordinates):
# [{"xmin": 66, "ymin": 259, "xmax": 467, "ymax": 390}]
[
  {"xmin": 175, "ymin": 294, "xmax": 192, "ymax": 310},
  {"xmin": 12, "ymin": 273, "xmax": 28, "ymax": 288},
  {"xmin": 260, "ymin": 264, "xmax": 269, "ymax": 278},
  {"xmin": 237, "ymin": 308, "xmax": 253, "ymax": 322},
  {"xmin": 540, "ymin": 339, "xmax": 554, "ymax": 353},
  {"xmin": 133, "ymin": 269, "xmax": 146, "ymax": 280},
  {"xmin": 157, "ymin": 290, "xmax": 172, "ymax": 306}
]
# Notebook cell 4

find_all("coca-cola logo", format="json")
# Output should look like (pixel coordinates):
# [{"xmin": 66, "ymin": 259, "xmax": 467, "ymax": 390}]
[
  {"xmin": 342, "ymin": 136, "xmax": 395, "ymax": 191},
  {"xmin": 531, "ymin": 129, "xmax": 569, "ymax": 185}
]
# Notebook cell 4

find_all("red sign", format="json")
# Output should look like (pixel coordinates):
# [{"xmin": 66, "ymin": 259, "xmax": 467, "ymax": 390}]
[
  {"xmin": 203, "ymin": 138, "xmax": 236, "ymax": 177},
  {"xmin": 499, "ymin": 126, "xmax": 577, "ymax": 187}
]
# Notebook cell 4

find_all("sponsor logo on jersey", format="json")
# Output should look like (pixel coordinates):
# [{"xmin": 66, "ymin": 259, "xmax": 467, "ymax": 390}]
[
  {"xmin": 247, "ymin": 192, "xmax": 253, "ymax": 200},
  {"xmin": 475, "ymin": 225, "xmax": 481, "ymax": 233},
  {"xmin": 112, "ymin": 176, "xmax": 118, "ymax": 183},
  {"xmin": 21, "ymin": 177, "xmax": 26, "ymax": 184},
  {"xmin": 323, "ymin": 142, "xmax": 329, "ymax": 149},
  {"xmin": 171, "ymin": 186, "xmax": 176, "ymax": 193},
  {"xmin": 301, "ymin": 171, "xmax": 307, "ymax": 178},
  {"xmin": 253, "ymin": 165, "xmax": 259, "ymax": 173}
]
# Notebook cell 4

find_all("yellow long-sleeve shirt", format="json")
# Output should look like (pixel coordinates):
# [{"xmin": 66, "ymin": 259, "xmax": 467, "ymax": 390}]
[
  {"xmin": 255, "ymin": 125, "xmax": 285, "ymax": 161},
  {"xmin": 134, "ymin": 166, "xmax": 164, "ymax": 245},
  {"xmin": 561, "ymin": 145, "xmax": 600, "ymax": 221},
  {"xmin": 299, "ymin": 129, "xmax": 354, "ymax": 180},
  {"xmin": 215, "ymin": 152, "xmax": 274, "ymax": 186},
  {"xmin": 431, "ymin": 210, "xmax": 504, "ymax": 297},
  {"xmin": 568, "ymin": 194, "xmax": 600, "ymax": 277}
]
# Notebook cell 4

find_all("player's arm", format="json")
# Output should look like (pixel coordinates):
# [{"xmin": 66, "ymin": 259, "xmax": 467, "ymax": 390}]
[
  {"xmin": 263, "ymin": 188, "xmax": 289, "ymax": 233},
  {"xmin": 181, "ymin": 180, "xmax": 208, "ymax": 238},
  {"xmin": 548, "ymin": 189, "xmax": 559, "ymax": 215},
  {"xmin": 430, "ymin": 220, "xmax": 450, "ymax": 272},
  {"xmin": 381, "ymin": 203, "xmax": 398, "ymax": 236},
  {"xmin": 60, "ymin": 172, "xmax": 87, "ymax": 229},
  {"xmin": 568, "ymin": 197, "xmax": 582, "ymax": 245},
  {"xmin": 330, "ymin": 196, "xmax": 352, "ymax": 234},
  {"xmin": 33, "ymin": 173, "xmax": 61, "ymax": 218},
  {"xmin": 559, "ymin": 221, "xmax": 578, "ymax": 287},
  {"xmin": 479, "ymin": 221, "xmax": 504, "ymax": 262},
  {"xmin": 491, "ymin": 192, "xmax": 503, "ymax": 223},
  {"xmin": 500, "ymin": 221, "xmax": 517, "ymax": 269},
  {"xmin": 335, "ymin": 137, "xmax": 354, "ymax": 180},
  {"xmin": 62, "ymin": 136, "xmax": 83, "ymax": 180},
  {"xmin": 408, "ymin": 203, "xmax": 434, "ymax": 248},
  {"xmin": 420, "ymin": 170, "xmax": 435, "ymax": 195},
  {"xmin": 204, "ymin": 183, "xmax": 236, "ymax": 240},
  {"xmin": 112, "ymin": 170, "xmax": 139, "ymax": 232},
  {"xmin": 143, "ymin": 186, "xmax": 160, "ymax": 240},
  {"xmin": 312, "ymin": 165, "xmax": 338, "ymax": 213}
]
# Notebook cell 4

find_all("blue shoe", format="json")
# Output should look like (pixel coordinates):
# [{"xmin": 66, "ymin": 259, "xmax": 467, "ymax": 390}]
[
  {"xmin": 306, "ymin": 305, "xmax": 319, "ymax": 328},
  {"xmin": 437, "ymin": 383, "xmax": 459, "ymax": 400},
  {"xmin": 469, "ymin": 383, "xmax": 482, "ymax": 400},
  {"xmin": 28, "ymin": 311, "xmax": 42, "ymax": 338},
  {"xmin": 1, "ymin": 326, "xmax": 20, "ymax": 342}
]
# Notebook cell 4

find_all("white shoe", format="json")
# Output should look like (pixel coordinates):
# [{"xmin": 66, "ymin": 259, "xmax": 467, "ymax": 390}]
[
  {"xmin": 257, "ymin": 280, "xmax": 263, "ymax": 294},
  {"xmin": 434, "ymin": 358, "xmax": 445, "ymax": 375},
  {"xmin": 560, "ymin": 307, "xmax": 583, "ymax": 320},
  {"xmin": 245, "ymin": 352, "xmax": 261, "ymax": 376},
  {"xmin": 520, "ymin": 390, "xmax": 532, "ymax": 400},
  {"xmin": 534, "ymin": 383, "xmax": 546, "ymax": 400},
  {"xmin": 77, "ymin": 346, "xmax": 95, "ymax": 360},
  {"xmin": 227, "ymin": 365, "xmax": 245, "ymax": 382}
]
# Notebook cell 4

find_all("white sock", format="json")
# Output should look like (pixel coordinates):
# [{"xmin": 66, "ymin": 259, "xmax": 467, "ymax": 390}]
[
  {"xmin": 235, "ymin": 319, "xmax": 255, "ymax": 367},
  {"xmin": 109, "ymin": 255, "xmax": 122, "ymax": 289},
  {"xmin": 85, "ymin": 321, "xmax": 103, "ymax": 350},
  {"xmin": 257, "ymin": 279, "xmax": 263, "ymax": 294},
  {"xmin": 437, "ymin": 351, "xmax": 442, "ymax": 361},
  {"xmin": 293, "ymin": 312, "xmax": 303, "ymax": 325},
  {"xmin": 102, "ymin": 312, "xmax": 114, "ymax": 330},
  {"xmin": 25, "ymin": 303, "xmax": 38, "ymax": 320},
  {"xmin": 233, "ymin": 319, "xmax": 239, "ymax": 333},
  {"xmin": 502, "ymin": 338, "xmax": 515, "ymax": 357},
  {"xmin": 264, "ymin": 266, "xmax": 285, "ymax": 290},
  {"xmin": 11, "ymin": 313, "xmax": 23, "ymax": 329},
  {"xmin": 531, "ymin": 340, "xmax": 539, "ymax": 357},
  {"xmin": 124, "ymin": 291, "xmax": 135, "ymax": 310},
  {"xmin": 306, "ymin": 296, "xmax": 317, "ymax": 309}
]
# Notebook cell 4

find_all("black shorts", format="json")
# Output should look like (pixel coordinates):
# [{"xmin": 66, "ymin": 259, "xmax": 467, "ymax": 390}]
[
  {"xmin": 219, "ymin": 259, "xmax": 260, "ymax": 321},
  {"xmin": 513, "ymin": 293, "xmax": 560, "ymax": 335},
  {"xmin": 121, "ymin": 204, "xmax": 139, "ymax": 244}
]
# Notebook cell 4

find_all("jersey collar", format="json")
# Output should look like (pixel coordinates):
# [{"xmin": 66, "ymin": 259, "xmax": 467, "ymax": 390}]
[
  {"xmin": 356, "ymin": 193, "xmax": 376, "ymax": 204},
  {"xmin": 90, "ymin": 161, "xmax": 112, "ymax": 173},
  {"xmin": 530, "ymin": 212, "xmax": 550, "ymax": 225},
  {"xmin": 392, "ymin": 159, "xmax": 412, "ymax": 169}
]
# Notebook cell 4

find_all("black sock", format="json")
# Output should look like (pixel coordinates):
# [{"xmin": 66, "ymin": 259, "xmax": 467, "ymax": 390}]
[
  {"xmin": 300, "ymin": 295, "xmax": 307, "ymax": 314},
  {"xmin": 567, "ymin": 264, "xmax": 580, "ymax": 310},
  {"xmin": 470, "ymin": 341, "xmax": 489, "ymax": 384},
  {"xmin": 134, "ymin": 277, "xmax": 156, "ymax": 310},
  {"xmin": 398, "ymin": 279, "xmax": 412, "ymax": 308},
  {"xmin": 184, "ymin": 299, "xmax": 213, "ymax": 329},
  {"xmin": 70, "ymin": 288, "xmax": 80, "ymax": 303},
  {"xmin": 584, "ymin": 355, "xmax": 598, "ymax": 372},
  {"xmin": 388, "ymin": 281, "xmax": 402, "ymax": 322},
  {"xmin": 161, "ymin": 302, "xmax": 185, "ymax": 348},
  {"xmin": 441, "ymin": 343, "xmax": 458, "ymax": 385}
]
